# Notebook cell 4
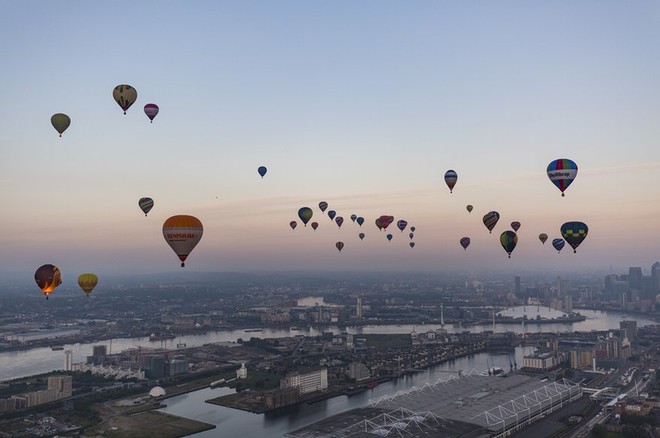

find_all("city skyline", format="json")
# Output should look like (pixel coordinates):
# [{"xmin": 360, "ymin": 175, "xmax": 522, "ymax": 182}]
[{"xmin": 2, "ymin": 2, "xmax": 660, "ymax": 280}]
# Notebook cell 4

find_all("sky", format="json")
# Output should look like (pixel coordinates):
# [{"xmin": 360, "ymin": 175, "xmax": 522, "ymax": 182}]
[{"xmin": 1, "ymin": 1, "xmax": 659, "ymax": 282}]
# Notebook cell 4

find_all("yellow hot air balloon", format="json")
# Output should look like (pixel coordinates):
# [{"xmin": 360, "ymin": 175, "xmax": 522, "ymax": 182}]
[
  {"xmin": 78, "ymin": 273, "xmax": 98, "ymax": 296},
  {"xmin": 35, "ymin": 264, "xmax": 62, "ymax": 300},
  {"xmin": 50, "ymin": 113, "xmax": 71, "ymax": 137},
  {"xmin": 113, "ymin": 84, "xmax": 138, "ymax": 114},
  {"xmin": 162, "ymin": 215, "xmax": 203, "ymax": 267}
]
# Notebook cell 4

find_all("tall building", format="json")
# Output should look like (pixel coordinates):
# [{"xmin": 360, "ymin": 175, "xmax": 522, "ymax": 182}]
[
  {"xmin": 64, "ymin": 350, "xmax": 73, "ymax": 371},
  {"xmin": 356, "ymin": 297, "xmax": 363, "ymax": 319},
  {"xmin": 514, "ymin": 276, "xmax": 521, "ymax": 298},
  {"xmin": 628, "ymin": 267, "xmax": 643, "ymax": 291},
  {"xmin": 652, "ymin": 262, "xmax": 660, "ymax": 293},
  {"xmin": 620, "ymin": 320, "xmax": 638, "ymax": 342},
  {"xmin": 48, "ymin": 375, "xmax": 72, "ymax": 397}
]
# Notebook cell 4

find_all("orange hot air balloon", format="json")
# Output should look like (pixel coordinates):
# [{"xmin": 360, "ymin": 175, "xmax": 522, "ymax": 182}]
[
  {"xmin": 162, "ymin": 215, "xmax": 204, "ymax": 267},
  {"xmin": 35, "ymin": 264, "xmax": 62, "ymax": 299},
  {"xmin": 78, "ymin": 273, "xmax": 98, "ymax": 296}
]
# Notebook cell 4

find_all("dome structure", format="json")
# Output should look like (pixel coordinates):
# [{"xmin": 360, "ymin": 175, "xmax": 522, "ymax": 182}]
[{"xmin": 149, "ymin": 386, "xmax": 166, "ymax": 397}]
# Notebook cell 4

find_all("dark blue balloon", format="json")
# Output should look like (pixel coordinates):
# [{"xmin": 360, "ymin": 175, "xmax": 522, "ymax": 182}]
[{"xmin": 257, "ymin": 166, "xmax": 267, "ymax": 178}]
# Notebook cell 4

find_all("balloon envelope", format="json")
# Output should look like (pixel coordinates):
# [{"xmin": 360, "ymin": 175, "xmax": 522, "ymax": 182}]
[
  {"xmin": 350, "ymin": 214, "xmax": 357, "ymax": 222},
  {"xmin": 319, "ymin": 202, "xmax": 328, "ymax": 213},
  {"xmin": 410, "ymin": 226, "xmax": 416, "ymax": 233},
  {"xmin": 335, "ymin": 216, "xmax": 344, "ymax": 228},
  {"xmin": 500, "ymin": 231, "xmax": 518, "ymax": 258},
  {"xmin": 358, "ymin": 232, "xmax": 365, "ymax": 240},
  {"xmin": 162, "ymin": 215, "xmax": 203, "ymax": 267},
  {"xmin": 78, "ymin": 273, "xmax": 98, "ymax": 295},
  {"xmin": 539, "ymin": 233, "xmax": 548, "ymax": 245},
  {"xmin": 35, "ymin": 264, "xmax": 62, "ymax": 299},
  {"xmin": 460, "ymin": 237, "xmax": 470, "ymax": 250},
  {"xmin": 552, "ymin": 238, "xmax": 565, "ymax": 253},
  {"xmin": 311, "ymin": 222, "xmax": 318, "ymax": 230},
  {"xmin": 328, "ymin": 210, "xmax": 336, "ymax": 221},
  {"xmin": 483, "ymin": 211, "xmax": 500, "ymax": 233},
  {"xmin": 409, "ymin": 242, "xmax": 415, "ymax": 248},
  {"xmin": 511, "ymin": 221, "xmax": 521, "ymax": 232},
  {"xmin": 356, "ymin": 217, "xmax": 364, "ymax": 227},
  {"xmin": 547, "ymin": 159, "xmax": 578, "ymax": 196},
  {"xmin": 466, "ymin": 205, "xmax": 473, "ymax": 213},
  {"xmin": 444, "ymin": 170, "xmax": 458, "ymax": 193},
  {"xmin": 409, "ymin": 232, "xmax": 414, "ymax": 240},
  {"xmin": 258, "ymin": 166, "xmax": 267, "ymax": 178},
  {"xmin": 396, "ymin": 219, "xmax": 408, "ymax": 232},
  {"xmin": 144, "ymin": 103, "xmax": 159, "ymax": 122},
  {"xmin": 113, "ymin": 84, "xmax": 137, "ymax": 114},
  {"xmin": 386, "ymin": 233, "xmax": 393, "ymax": 241},
  {"xmin": 51, "ymin": 113, "xmax": 70, "ymax": 137},
  {"xmin": 298, "ymin": 207, "xmax": 313, "ymax": 226},
  {"xmin": 336, "ymin": 241, "xmax": 344, "ymax": 252},
  {"xmin": 560, "ymin": 221, "xmax": 588, "ymax": 253},
  {"xmin": 138, "ymin": 197, "xmax": 154, "ymax": 216},
  {"xmin": 289, "ymin": 221, "xmax": 297, "ymax": 230},
  {"xmin": 378, "ymin": 215, "xmax": 394, "ymax": 230}
]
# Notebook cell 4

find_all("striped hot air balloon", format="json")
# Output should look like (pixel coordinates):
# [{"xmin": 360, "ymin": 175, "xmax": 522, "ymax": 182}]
[
  {"xmin": 162, "ymin": 215, "xmax": 203, "ymax": 267},
  {"xmin": 482, "ymin": 211, "xmax": 500, "ymax": 234},
  {"xmin": 547, "ymin": 159, "xmax": 578, "ymax": 197},
  {"xmin": 444, "ymin": 170, "xmax": 458, "ymax": 193}
]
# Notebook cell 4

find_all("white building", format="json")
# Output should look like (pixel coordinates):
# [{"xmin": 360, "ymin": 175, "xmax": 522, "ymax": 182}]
[
  {"xmin": 523, "ymin": 352, "xmax": 560, "ymax": 371},
  {"xmin": 236, "ymin": 362, "xmax": 248, "ymax": 380},
  {"xmin": 64, "ymin": 350, "xmax": 73, "ymax": 371},
  {"xmin": 281, "ymin": 368, "xmax": 328, "ymax": 395}
]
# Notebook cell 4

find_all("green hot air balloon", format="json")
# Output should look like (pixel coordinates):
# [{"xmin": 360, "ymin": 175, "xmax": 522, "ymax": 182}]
[
  {"xmin": 500, "ymin": 231, "xmax": 518, "ymax": 258},
  {"xmin": 51, "ymin": 113, "xmax": 71, "ymax": 137},
  {"xmin": 560, "ymin": 221, "xmax": 588, "ymax": 253},
  {"xmin": 298, "ymin": 207, "xmax": 313, "ymax": 226}
]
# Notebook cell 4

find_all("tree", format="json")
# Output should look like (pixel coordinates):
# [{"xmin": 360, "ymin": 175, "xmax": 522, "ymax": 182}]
[{"xmin": 590, "ymin": 424, "xmax": 606, "ymax": 438}]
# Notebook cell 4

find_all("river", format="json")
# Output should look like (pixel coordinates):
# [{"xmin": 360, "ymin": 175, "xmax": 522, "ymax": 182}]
[{"xmin": 0, "ymin": 307, "xmax": 654, "ymax": 381}]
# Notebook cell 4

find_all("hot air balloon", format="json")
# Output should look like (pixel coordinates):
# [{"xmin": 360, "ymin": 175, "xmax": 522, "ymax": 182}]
[
  {"xmin": 35, "ymin": 264, "xmax": 62, "ymax": 299},
  {"xmin": 539, "ymin": 233, "xmax": 548, "ymax": 245},
  {"xmin": 500, "ymin": 231, "xmax": 518, "ymax": 258},
  {"xmin": 377, "ymin": 215, "xmax": 394, "ymax": 231},
  {"xmin": 336, "ymin": 241, "xmax": 344, "ymax": 252},
  {"xmin": 386, "ymin": 234, "xmax": 393, "ymax": 242},
  {"xmin": 409, "ymin": 242, "xmax": 415, "ymax": 248},
  {"xmin": 409, "ymin": 233, "xmax": 414, "ymax": 240},
  {"xmin": 319, "ymin": 201, "xmax": 328, "ymax": 213},
  {"xmin": 552, "ymin": 238, "xmax": 565, "ymax": 253},
  {"xmin": 138, "ymin": 197, "xmax": 154, "ymax": 216},
  {"xmin": 511, "ymin": 221, "xmax": 521, "ymax": 232},
  {"xmin": 113, "ymin": 84, "xmax": 137, "ymax": 114},
  {"xmin": 311, "ymin": 222, "xmax": 318, "ymax": 231},
  {"xmin": 483, "ymin": 211, "xmax": 500, "ymax": 234},
  {"xmin": 78, "ymin": 273, "xmax": 98, "ymax": 296},
  {"xmin": 289, "ymin": 221, "xmax": 297, "ymax": 230},
  {"xmin": 328, "ymin": 210, "xmax": 336, "ymax": 221},
  {"xmin": 560, "ymin": 221, "xmax": 588, "ymax": 253},
  {"xmin": 162, "ymin": 215, "xmax": 203, "ymax": 267},
  {"xmin": 356, "ymin": 217, "xmax": 364, "ymax": 227},
  {"xmin": 397, "ymin": 219, "xmax": 408, "ymax": 232},
  {"xmin": 375, "ymin": 218, "xmax": 384, "ymax": 231},
  {"xmin": 335, "ymin": 216, "xmax": 344, "ymax": 228},
  {"xmin": 444, "ymin": 170, "xmax": 458, "ymax": 193},
  {"xmin": 358, "ymin": 232, "xmax": 365, "ymax": 240},
  {"xmin": 144, "ymin": 103, "xmax": 159, "ymax": 122},
  {"xmin": 547, "ymin": 159, "xmax": 578, "ymax": 197},
  {"xmin": 298, "ymin": 207, "xmax": 313, "ymax": 226},
  {"xmin": 460, "ymin": 237, "xmax": 470, "ymax": 250},
  {"xmin": 410, "ymin": 226, "xmax": 416, "ymax": 233},
  {"xmin": 466, "ymin": 205, "xmax": 473, "ymax": 213},
  {"xmin": 257, "ymin": 166, "xmax": 267, "ymax": 178},
  {"xmin": 350, "ymin": 214, "xmax": 357, "ymax": 223},
  {"xmin": 50, "ymin": 113, "xmax": 70, "ymax": 137}
]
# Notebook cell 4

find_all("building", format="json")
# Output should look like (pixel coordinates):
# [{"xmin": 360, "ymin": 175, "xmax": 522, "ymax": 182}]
[
  {"xmin": 522, "ymin": 352, "xmax": 561, "ymax": 372},
  {"xmin": 628, "ymin": 267, "xmax": 643, "ymax": 291},
  {"xmin": 64, "ymin": 350, "xmax": 73, "ymax": 371},
  {"xmin": 147, "ymin": 356, "xmax": 166, "ymax": 379},
  {"xmin": 236, "ymin": 362, "xmax": 248, "ymax": 380},
  {"xmin": 8, "ymin": 376, "xmax": 72, "ymax": 409},
  {"xmin": 264, "ymin": 388, "xmax": 299, "ymax": 409},
  {"xmin": 281, "ymin": 368, "xmax": 328, "ymax": 395},
  {"xmin": 652, "ymin": 261, "xmax": 660, "ymax": 293},
  {"xmin": 356, "ymin": 297, "xmax": 363, "ymax": 319},
  {"xmin": 169, "ymin": 358, "xmax": 188, "ymax": 376},
  {"xmin": 620, "ymin": 320, "xmax": 637, "ymax": 342},
  {"xmin": 348, "ymin": 362, "xmax": 370, "ymax": 381},
  {"xmin": 48, "ymin": 375, "xmax": 72, "ymax": 396},
  {"xmin": 514, "ymin": 276, "xmax": 521, "ymax": 298}
]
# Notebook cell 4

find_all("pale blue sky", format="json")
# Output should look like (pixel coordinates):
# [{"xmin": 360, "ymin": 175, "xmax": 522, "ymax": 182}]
[{"xmin": 1, "ymin": 1, "xmax": 659, "ymax": 279}]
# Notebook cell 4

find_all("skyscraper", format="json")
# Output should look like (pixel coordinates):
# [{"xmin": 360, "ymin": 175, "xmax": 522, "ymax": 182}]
[
  {"xmin": 628, "ymin": 267, "xmax": 643, "ymax": 291},
  {"xmin": 356, "ymin": 297, "xmax": 363, "ymax": 319},
  {"xmin": 514, "ymin": 276, "xmax": 521, "ymax": 298},
  {"xmin": 64, "ymin": 350, "xmax": 73, "ymax": 371},
  {"xmin": 652, "ymin": 262, "xmax": 660, "ymax": 293}
]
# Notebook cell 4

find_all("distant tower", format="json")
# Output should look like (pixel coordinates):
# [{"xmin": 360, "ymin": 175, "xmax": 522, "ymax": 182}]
[
  {"xmin": 440, "ymin": 303, "xmax": 444, "ymax": 326},
  {"xmin": 514, "ymin": 276, "xmax": 521, "ymax": 298},
  {"xmin": 356, "ymin": 297, "xmax": 363, "ymax": 319},
  {"xmin": 64, "ymin": 350, "xmax": 73, "ymax": 371},
  {"xmin": 492, "ymin": 309, "xmax": 496, "ymax": 330}
]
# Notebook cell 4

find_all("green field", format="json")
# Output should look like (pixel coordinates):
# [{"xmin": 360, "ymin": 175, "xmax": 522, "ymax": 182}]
[{"xmin": 364, "ymin": 334, "xmax": 411, "ymax": 349}]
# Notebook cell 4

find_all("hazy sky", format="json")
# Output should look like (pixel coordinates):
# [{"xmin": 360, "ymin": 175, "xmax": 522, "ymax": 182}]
[{"xmin": 1, "ymin": 1, "xmax": 659, "ymax": 281}]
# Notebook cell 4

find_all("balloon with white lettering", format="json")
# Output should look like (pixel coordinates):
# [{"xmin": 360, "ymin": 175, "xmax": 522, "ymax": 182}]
[
  {"xmin": 162, "ymin": 215, "xmax": 204, "ymax": 267},
  {"xmin": 552, "ymin": 238, "xmax": 565, "ymax": 253},
  {"xmin": 547, "ymin": 159, "xmax": 578, "ymax": 197}
]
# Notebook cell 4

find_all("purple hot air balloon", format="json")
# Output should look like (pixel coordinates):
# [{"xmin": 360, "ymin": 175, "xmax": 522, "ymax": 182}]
[
  {"xmin": 511, "ymin": 221, "xmax": 521, "ymax": 232},
  {"xmin": 335, "ymin": 216, "xmax": 344, "ymax": 228},
  {"xmin": 358, "ymin": 232, "xmax": 365, "ymax": 240},
  {"xmin": 311, "ymin": 222, "xmax": 319, "ymax": 231},
  {"xmin": 350, "ymin": 214, "xmax": 357, "ymax": 222},
  {"xmin": 397, "ymin": 219, "xmax": 408, "ymax": 232},
  {"xmin": 336, "ymin": 241, "xmax": 344, "ymax": 252},
  {"xmin": 144, "ymin": 103, "xmax": 159, "ymax": 122},
  {"xmin": 409, "ymin": 242, "xmax": 415, "ymax": 248},
  {"xmin": 319, "ymin": 201, "xmax": 328, "ymax": 213},
  {"xmin": 460, "ymin": 237, "xmax": 470, "ymax": 251},
  {"xmin": 289, "ymin": 221, "xmax": 297, "ymax": 230}
]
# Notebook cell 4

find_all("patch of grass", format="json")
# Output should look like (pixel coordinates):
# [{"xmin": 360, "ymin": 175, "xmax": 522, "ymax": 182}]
[{"xmin": 364, "ymin": 334, "xmax": 411, "ymax": 350}]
